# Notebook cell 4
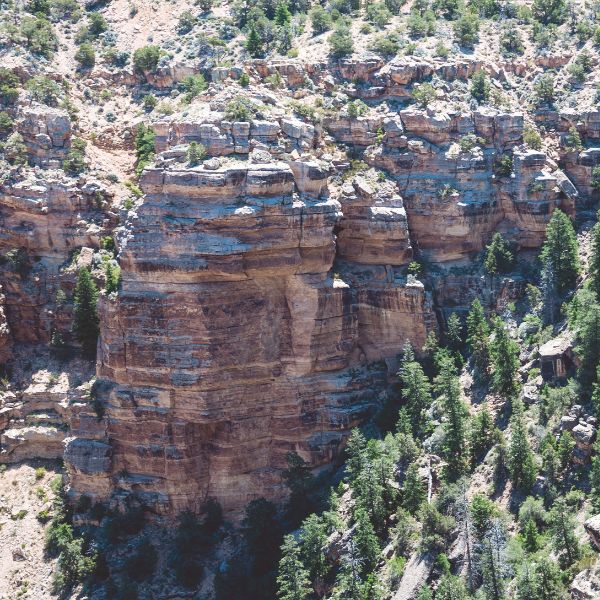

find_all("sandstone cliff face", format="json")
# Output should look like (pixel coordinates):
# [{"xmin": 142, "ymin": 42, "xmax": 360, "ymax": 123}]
[
  {"xmin": 66, "ymin": 155, "xmax": 436, "ymax": 514},
  {"xmin": 0, "ymin": 171, "xmax": 113, "ymax": 350}
]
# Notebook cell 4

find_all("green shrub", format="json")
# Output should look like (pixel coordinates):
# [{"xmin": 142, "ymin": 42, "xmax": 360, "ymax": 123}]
[
  {"xmin": 370, "ymin": 33, "xmax": 400, "ymax": 56},
  {"xmin": 20, "ymin": 16, "xmax": 58, "ymax": 58},
  {"xmin": 72, "ymin": 267, "xmax": 99, "ymax": 357},
  {"xmin": 177, "ymin": 10, "xmax": 196, "ymax": 34},
  {"xmin": 500, "ymin": 27, "xmax": 524, "ymax": 56},
  {"xmin": 532, "ymin": 0, "xmax": 566, "ymax": 24},
  {"xmin": 4, "ymin": 132, "xmax": 28, "ymax": 165},
  {"xmin": 407, "ymin": 10, "xmax": 436, "ymax": 37},
  {"xmin": 523, "ymin": 125, "xmax": 542, "ymax": 150},
  {"xmin": 25, "ymin": 75, "xmax": 62, "ymax": 106},
  {"xmin": 45, "ymin": 521, "xmax": 74, "ymax": 557},
  {"xmin": 0, "ymin": 68, "xmax": 20, "ymax": 106},
  {"xmin": 534, "ymin": 74, "xmax": 555, "ymax": 104},
  {"xmin": 53, "ymin": 539, "xmax": 96, "ymax": 592},
  {"xmin": 366, "ymin": 1, "xmax": 391, "ymax": 28},
  {"xmin": 470, "ymin": 70, "xmax": 490, "ymax": 102},
  {"xmin": 134, "ymin": 123, "xmax": 155, "ymax": 175},
  {"xmin": 75, "ymin": 43, "xmax": 95, "ymax": 69},
  {"xmin": 310, "ymin": 4, "xmax": 332, "ymax": 34},
  {"xmin": 239, "ymin": 72, "xmax": 250, "ymax": 87},
  {"xmin": 187, "ymin": 141, "xmax": 206, "ymax": 166},
  {"xmin": 142, "ymin": 94, "xmax": 157, "ymax": 111},
  {"xmin": 63, "ymin": 138, "xmax": 87, "ymax": 175},
  {"xmin": 88, "ymin": 12, "xmax": 108, "ymax": 36},
  {"xmin": 329, "ymin": 24, "xmax": 354, "ymax": 58},
  {"xmin": 180, "ymin": 74, "xmax": 207, "ymax": 103},
  {"xmin": 494, "ymin": 154, "xmax": 513, "ymax": 176},
  {"xmin": 0, "ymin": 111, "xmax": 14, "ymax": 138},
  {"xmin": 345, "ymin": 100, "xmax": 367, "ymax": 118},
  {"xmin": 50, "ymin": 0, "xmax": 80, "ymax": 21},
  {"xmin": 133, "ymin": 45, "xmax": 161, "ymax": 74},
  {"xmin": 224, "ymin": 96, "xmax": 257, "ymax": 122},
  {"xmin": 453, "ymin": 12, "xmax": 479, "ymax": 47},
  {"xmin": 412, "ymin": 83, "xmax": 437, "ymax": 107}
]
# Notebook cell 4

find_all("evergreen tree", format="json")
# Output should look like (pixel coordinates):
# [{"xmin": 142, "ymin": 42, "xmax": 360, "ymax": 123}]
[
  {"xmin": 548, "ymin": 498, "xmax": 580, "ymax": 567},
  {"xmin": 534, "ymin": 558, "xmax": 566, "ymax": 599},
  {"xmin": 490, "ymin": 316, "xmax": 520, "ymax": 402},
  {"xmin": 590, "ymin": 438, "xmax": 600, "ymax": 508},
  {"xmin": 539, "ymin": 209, "xmax": 580, "ymax": 297},
  {"xmin": 522, "ymin": 518, "xmax": 541, "ymax": 553},
  {"xmin": 243, "ymin": 498, "xmax": 283, "ymax": 576},
  {"xmin": 352, "ymin": 506, "xmax": 380, "ymax": 577},
  {"xmin": 402, "ymin": 463, "xmax": 426, "ymax": 515},
  {"xmin": 72, "ymin": 268, "xmax": 99, "ymax": 358},
  {"xmin": 577, "ymin": 302, "xmax": 600, "ymax": 386},
  {"xmin": 104, "ymin": 262, "xmax": 120, "ymax": 294},
  {"xmin": 484, "ymin": 232, "xmax": 515, "ymax": 276},
  {"xmin": 398, "ymin": 352, "xmax": 432, "ymax": 437},
  {"xmin": 276, "ymin": 535, "xmax": 311, "ymax": 600},
  {"xmin": 478, "ymin": 519, "xmax": 509, "ymax": 600},
  {"xmin": 466, "ymin": 298, "xmax": 490, "ymax": 377},
  {"xmin": 446, "ymin": 312, "xmax": 464, "ymax": 354},
  {"xmin": 435, "ymin": 356, "xmax": 469, "ymax": 479},
  {"xmin": 299, "ymin": 514, "xmax": 329, "ymax": 588},
  {"xmin": 469, "ymin": 403, "xmax": 494, "ymax": 466},
  {"xmin": 274, "ymin": 1, "xmax": 291, "ymax": 25},
  {"xmin": 435, "ymin": 574, "xmax": 470, "ymax": 600},
  {"xmin": 415, "ymin": 587, "xmax": 433, "ymax": 600},
  {"xmin": 589, "ymin": 213, "xmax": 600, "ymax": 300},
  {"xmin": 507, "ymin": 401, "xmax": 537, "ymax": 492},
  {"xmin": 283, "ymin": 451, "xmax": 315, "ymax": 524},
  {"xmin": 246, "ymin": 25, "xmax": 263, "ymax": 58}
]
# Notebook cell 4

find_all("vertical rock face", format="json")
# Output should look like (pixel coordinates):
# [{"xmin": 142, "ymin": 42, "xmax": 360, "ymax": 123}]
[{"xmin": 66, "ymin": 159, "xmax": 436, "ymax": 514}]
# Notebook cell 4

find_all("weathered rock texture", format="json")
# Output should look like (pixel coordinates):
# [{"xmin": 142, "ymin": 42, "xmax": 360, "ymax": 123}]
[{"xmin": 66, "ymin": 159, "xmax": 436, "ymax": 514}]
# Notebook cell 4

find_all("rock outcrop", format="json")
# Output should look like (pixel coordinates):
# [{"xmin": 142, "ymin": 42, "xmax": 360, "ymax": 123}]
[{"xmin": 65, "ymin": 157, "xmax": 436, "ymax": 515}]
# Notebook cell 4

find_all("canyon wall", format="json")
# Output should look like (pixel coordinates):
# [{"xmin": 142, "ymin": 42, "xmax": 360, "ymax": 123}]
[{"xmin": 64, "ymin": 87, "xmax": 575, "ymax": 515}]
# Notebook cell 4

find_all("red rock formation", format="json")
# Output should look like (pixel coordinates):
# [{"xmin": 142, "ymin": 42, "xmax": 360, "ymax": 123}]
[{"xmin": 65, "ymin": 159, "xmax": 435, "ymax": 515}]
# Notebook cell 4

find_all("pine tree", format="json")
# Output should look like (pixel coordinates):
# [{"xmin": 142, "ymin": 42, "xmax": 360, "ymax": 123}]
[
  {"xmin": 522, "ymin": 518, "xmax": 541, "ymax": 553},
  {"xmin": 352, "ymin": 506, "xmax": 380, "ymax": 577},
  {"xmin": 490, "ymin": 316, "xmax": 520, "ymax": 402},
  {"xmin": 398, "ymin": 354, "xmax": 432, "ymax": 437},
  {"xmin": 72, "ymin": 268, "xmax": 99, "ymax": 358},
  {"xmin": 479, "ymin": 519, "xmax": 509, "ymax": 600},
  {"xmin": 539, "ymin": 209, "xmax": 580, "ymax": 297},
  {"xmin": 104, "ymin": 262, "xmax": 120, "ymax": 294},
  {"xmin": 484, "ymin": 232, "xmax": 515, "ymax": 276},
  {"xmin": 469, "ymin": 403, "xmax": 494, "ymax": 466},
  {"xmin": 246, "ymin": 24, "xmax": 263, "ymax": 58},
  {"xmin": 435, "ymin": 574, "xmax": 470, "ymax": 600},
  {"xmin": 515, "ymin": 562, "xmax": 539, "ymax": 600},
  {"xmin": 299, "ymin": 514, "xmax": 329, "ymax": 588},
  {"xmin": 415, "ymin": 587, "xmax": 433, "ymax": 600},
  {"xmin": 591, "ymin": 439, "xmax": 600, "ymax": 508},
  {"xmin": 283, "ymin": 452, "xmax": 314, "ymax": 524},
  {"xmin": 277, "ymin": 535, "xmax": 311, "ymax": 600},
  {"xmin": 507, "ymin": 401, "xmax": 537, "ymax": 492},
  {"xmin": 577, "ymin": 302, "xmax": 600, "ymax": 386},
  {"xmin": 446, "ymin": 312, "xmax": 464, "ymax": 353},
  {"xmin": 549, "ymin": 498, "xmax": 580, "ymax": 567},
  {"xmin": 466, "ymin": 298, "xmax": 490, "ymax": 377},
  {"xmin": 402, "ymin": 463, "xmax": 426, "ymax": 515},
  {"xmin": 534, "ymin": 558, "xmax": 566, "ymax": 599},
  {"xmin": 589, "ymin": 212, "xmax": 600, "ymax": 300},
  {"xmin": 435, "ymin": 355, "xmax": 469, "ymax": 479},
  {"xmin": 274, "ymin": 1, "xmax": 291, "ymax": 25}
]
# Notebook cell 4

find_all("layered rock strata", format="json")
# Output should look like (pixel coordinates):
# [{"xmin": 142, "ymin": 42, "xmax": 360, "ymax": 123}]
[{"xmin": 66, "ymin": 159, "xmax": 435, "ymax": 514}]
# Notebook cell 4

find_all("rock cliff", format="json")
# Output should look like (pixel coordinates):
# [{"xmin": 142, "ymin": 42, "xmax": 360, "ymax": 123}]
[{"xmin": 66, "ymin": 154, "xmax": 436, "ymax": 514}]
